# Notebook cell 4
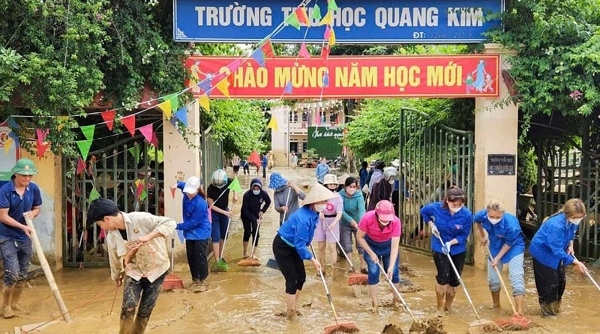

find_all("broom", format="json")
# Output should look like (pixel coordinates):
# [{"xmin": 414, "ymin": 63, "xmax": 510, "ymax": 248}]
[
  {"xmin": 488, "ymin": 246, "xmax": 531, "ymax": 330},
  {"xmin": 238, "ymin": 219, "xmax": 261, "ymax": 267},
  {"xmin": 163, "ymin": 190, "xmax": 184, "ymax": 291},
  {"xmin": 323, "ymin": 221, "xmax": 367, "ymax": 290},
  {"xmin": 310, "ymin": 245, "xmax": 359, "ymax": 334}
]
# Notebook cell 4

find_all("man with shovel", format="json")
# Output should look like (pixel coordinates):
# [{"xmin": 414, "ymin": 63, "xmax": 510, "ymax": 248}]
[{"xmin": 0, "ymin": 158, "xmax": 42, "ymax": 318}]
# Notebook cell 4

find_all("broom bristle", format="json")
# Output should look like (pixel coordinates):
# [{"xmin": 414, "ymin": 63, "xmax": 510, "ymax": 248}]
[
  {"xmin": 238, "ymin": 258, "xmax": 261, "ymax": 267},
  {"xmin": 348, "ymin": 273, "xmax": 368, "ymax": 286},
  {"xmin": 162, "ymin": 274, "xmax": 184, "ymax": 291},
  {"xmin": 323, "ymin": 321, "xmax": 359, "ymax": 334}
]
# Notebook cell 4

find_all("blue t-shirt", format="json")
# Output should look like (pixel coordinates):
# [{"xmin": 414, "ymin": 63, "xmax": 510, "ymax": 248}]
[
  {"xmin": 277, "ymin": 206, "xmax": 319, "ymax": 260},
  {"xmin": 175, "ymin": 181, "xmax": 211, "ymax": 240},
  {"xmin": 0, "ymin": 180, "xmax": 43, "ymax": 241},
  {"xmin": 529, "ymin": 212, "xmax": 577, "ymax": 269},
  {"xmin": 473, "ymin": 209, "xmax": 525, "ymax": 263},
  {"xmin": 420, "ymin": 201, "xmax": 473, "ymax": 255}
]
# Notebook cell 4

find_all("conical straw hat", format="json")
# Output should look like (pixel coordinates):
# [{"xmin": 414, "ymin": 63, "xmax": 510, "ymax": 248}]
[{"xmin": 302, "ymin": 183, "xmax": 338, "ymax": 205}]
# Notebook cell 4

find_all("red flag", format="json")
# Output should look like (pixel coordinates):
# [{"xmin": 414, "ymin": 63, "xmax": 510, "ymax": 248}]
[
  {"xmin": 321, "ymin": 45, "xmax": 330, "ymax": 59},
  {"xmin": 261, "ymin": 40, "xmax": 275, "ymax": 59},
  {"xmin": 76, "ymin": 157, "xmax": 86, "ymax": 175},
  {"xmin": 151, "ymin": 132, "xmax": 159, "ymax": 147},
  {"xmin": 121, "ymin": 115, "xmax": 136, "ymax": 136},
  {"xmin": 295, "ymin": 7, "xmax": 309, "ymax": 25},
  {"xmin": 36, "ymin": 141, "xmax": 50, "ymax": 160},
  {"xmin": 101, "ymin": 109, "xmax": 116, "ymax": 131}
]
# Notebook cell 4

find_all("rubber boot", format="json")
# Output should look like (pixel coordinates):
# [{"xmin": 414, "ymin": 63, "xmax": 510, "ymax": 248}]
[
  {"xmin": 2, "ymin": 285, "xmax": 14, "ymax": 319},
  {"xmin": 119, "ymin": 317, "xmax": 135, "ymax": 334},
  {"xmin": 435, "ymin": 283, "xmax": 446, "ymax": 314},
  {"xmin": 444, "ymin": 286, "xmax": 456, "ymax": 314},
  {"xmin": 491, "ymin": 290, "xmax": 501, "ymax": 309},
  {"xmin": 11, "ymin": 282, "xmax": 23, "ymax": 312},
  {"xmin": 131, "ymin": 317, "xmax": 149, "ymax": 334},
  {"xmin": 514, "ymin": 295, "xmax": 524, "ymax": 315}
]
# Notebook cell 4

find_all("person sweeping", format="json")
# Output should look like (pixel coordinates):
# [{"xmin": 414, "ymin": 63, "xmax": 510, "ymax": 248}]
[
  {"xmin": 272, "ymin": 183, "xmax": 337, "ymax": 320},
  {"xmin": 240, "ymin": 178, "xmax": 271, "ymax": 260},
  {"xmin": 172, "ymin": 176, "xmax": 211, "ymax": 293},
  {"xmin": 87, "ymin": 198, "xmax": 176, "ymax": 334},
  {"xmin": 270, "ymin": 172, "xmax": 305, "ymax": 226},
  {"xmin": 356, "ymin": 200, "xmax": 402, "ymax": 312}
]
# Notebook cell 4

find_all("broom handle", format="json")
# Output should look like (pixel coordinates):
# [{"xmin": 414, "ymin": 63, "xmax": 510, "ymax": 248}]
[
  {"xmin": 487, "ymin": 245, "xmax": 518, "ymax": 315},
  {"xmin": 219, "ymin": 206, "xmax": 233, "ymax": 261},
  {"xmin": 573, "ymin": 255, "xmax": 600, "ymax": 292},
  {"xmin": 171, "ymin": 189, "xmax": 176, "ymax": 274},
  {"xmin": 282, "ymin": 188, "xmax": 291, "ymax": 223},
  {"xmin": 436, "ymin": 234, "xmax": 481, "ymax": 320},
  {"xmin": 376, "ymin": 262, "xmax": 418, "ymax": 322},
  {"xmin": 310, "ymin": 244, "xmax": 340, "ymax": 324},
  {"xmin": 323, "ymin": 218, "xmax": 357, "ymax": 272},
  {"xmin": 248, "ymin": 219, "xmax": 261, "ymax": 258}
]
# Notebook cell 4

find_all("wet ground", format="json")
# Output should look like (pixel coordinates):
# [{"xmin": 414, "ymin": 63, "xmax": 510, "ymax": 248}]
[{"xmin": 2, "ymin": 167, "xmax": 600, "ymax": 333}]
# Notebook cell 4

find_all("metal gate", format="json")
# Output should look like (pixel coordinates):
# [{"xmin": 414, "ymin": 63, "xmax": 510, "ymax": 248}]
[
  {"xmin": 397, "ymin": 107, "xmax": 475, "ymax": 263},
  {"xmin": 62, "ymin": 138, "xmax": 165, "ymax": 267},
  {"xmin": 201, "ymin": 125, "xmax": 223, "ymax": 190}
]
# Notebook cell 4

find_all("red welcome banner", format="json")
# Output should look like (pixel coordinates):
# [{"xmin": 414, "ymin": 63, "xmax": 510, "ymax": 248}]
[{"xmin": 186, "ymin": 55, "xmax": 500, "ymax": 99}]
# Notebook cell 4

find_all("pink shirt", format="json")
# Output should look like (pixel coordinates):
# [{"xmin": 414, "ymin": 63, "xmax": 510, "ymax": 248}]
[{"xmin": 358, "ymin": 210, "xmax": 401, "ymax": 243}]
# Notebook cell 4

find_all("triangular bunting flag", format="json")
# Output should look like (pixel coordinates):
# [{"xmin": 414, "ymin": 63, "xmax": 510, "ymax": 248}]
[
  {"xmin": 311, "ymin": 4, "xmax": 322, "ymax": 21},
  {"xmin": 157, "ymin": 100, "xmax": 173, "ymax": 119},
  {"xmin": 267, "ymin": 116, "xmax": 279, "ymax": 132},
  {"xmin": 198, "ymin": 77, "xmax": 212, "ymax": 96},
  {"xmin": 261, "ymin": 39, "xmax": 275, "ymax": 59},
  {"xmin": 151, "ymin": 132, "xmax": 159, "ymax": 147},
  {"xmin": 165, "ymin": 94, "xmax": 179, "ymax": 112},
  {"xmin": 319, "ymin": 12, "xmax": 332, "ymax": 26},
  {"xmin": 35, "ymin": 142, "xmax": 49, "ymax": 160},
  {"xmin": 36, "ymin": 128, "xmax": 48, "ymax": 144},
  {"xmin": 286, "ymin": 12, "xmax": 301, "ymax": 30},
  {"xmin": 170, "ymin": 115, "xmax": 178, "ymax": 129},
  {"xmin": 227, "ymin": 177, "xmax": 243, "ymax": 193},
  {"xmin": 324, "ymin": 25, "xmax": 331, "ymax": 39},
  {"xmin": 128, "ymin": 145, "xmax": 141, "ymax": 164},
  {"xmin": 323, "ymin": 71, "xmax": 330, "ymax": 87},
  {"xmin": 251, "ymin": 49, "xmax": 266, "ymax": 67},
  {"xmin": 7, "ymin": 132, "xmax": 19, "ymax": 146},
  {"xmin": 3, "ymin": 137, "xmax": 13, "ymax": 155},
  {"xmin": 121, "ymin": 115, "xmax": 136, "ymax": 136},
  {"xmin": 198, "ymin": 94, "xmax": 210, "ymax": 111},
  {"xmin": 6, "ymin": 117, "xmax": 19, "ymax": 129},
  {"xmin": 139, "ymin": 124, "xmax": 154, "ymax": 144},
  {"xmin": 76, "ymin": 139, "xmax": 93, "ymax": 161},
  {"xmin": 57, "ymin": 116, "xmax": 70, "ymax": 130},
  {"xmin": 88, "ymin": 188, "xmax": 101, "ymax": 203},
  {"xmin": 76, "ymin": 157, "xmax": 86, "ymax": 175},
  {"xmin": 175, "ymin": 107, "xmax": 189, "ymax": 126},
  {"xmin": 329, "ymin": 27, "xmax": 336, "ymax": 46},
  {"xmin": 321, "ymin": 45, "xmax": 330, "ymax": 59},
  {"xmin": 295, "ymin": 7, "xmax": 310, "ymax": 25},
  {"xmin": 227, "ymin": 59, "xmax": 242, "ymax": 73},
  {"xmin": 80, "ymin": 124, "xmax": 95, "ymax": 140},
  {"xmin": 101, "ymin": 110, "xmax": 116, "ymax": 130},
  {"xmin": 299, "ymin": 43, "xmax": 311, "ymax": 59},
  {"xmin": 215, "ymin": 79, "xmax": 230, "ymax": 98},
  {"xmin": 284, "ymin": 81, "xmax": 293, "ymax": 95},
  {"xmin": 328, "ymin": 0, "xmax": 339, "ymax": 11}
]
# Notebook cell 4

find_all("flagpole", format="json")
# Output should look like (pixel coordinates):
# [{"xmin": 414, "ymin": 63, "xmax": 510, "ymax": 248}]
[{"xmin": 287, "ymin": 107, "xmax": 290, "ymax": 168}]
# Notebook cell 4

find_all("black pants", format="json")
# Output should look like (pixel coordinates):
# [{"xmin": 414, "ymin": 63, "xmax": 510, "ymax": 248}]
[
  {"xmin": 262, "ymin": 166, "xmax": 267, "ymax": 178},
  {"xmin": 186, "ymin": 239, "xmax": 209, "ymax": 282},
  {"xmin": 121, "ymin": 271, "xmax": 167, "ymax": 320},
  {"xmin": 242, "ymin": 218, "xmax": 260, "ymax": 244},
  {"xmin": 243, "ymin": 165, "xmax": 249, "ymax": 174},
  {"xmin": 533, "ymin": 257, "xmax": 566, "ymax": 315},
  {"xmin": 432, "ymin": 251, "xmax": 466, "ymax": 287},
  {"xmin": 273, "ymin": 235, "xmax": 306, "ymax": 294}
]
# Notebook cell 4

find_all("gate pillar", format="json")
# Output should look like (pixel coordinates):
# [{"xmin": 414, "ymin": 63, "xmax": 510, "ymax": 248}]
[
  {"xmin": 473, "ymin": 44, "xmax": 519, "ymax": 269},
  {"xmin": 163, "ymin": 100, "xmax": 202, "ymax": 224}
]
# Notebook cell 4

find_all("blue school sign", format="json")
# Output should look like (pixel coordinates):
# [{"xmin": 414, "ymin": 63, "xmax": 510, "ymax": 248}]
[{"xmin": 174, "ymin": 0, "xmax": 504, "ymax": 44}]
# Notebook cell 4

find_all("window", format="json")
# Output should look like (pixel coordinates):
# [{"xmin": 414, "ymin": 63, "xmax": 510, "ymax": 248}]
[{"xmin": 289, "ymin": 142, "xmax": 298, "ymax": 154}]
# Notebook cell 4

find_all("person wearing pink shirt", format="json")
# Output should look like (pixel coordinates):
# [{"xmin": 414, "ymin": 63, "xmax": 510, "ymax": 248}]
[{"xmin": 357, "ymin": 200, "xmax": 401, "ymax": 312}]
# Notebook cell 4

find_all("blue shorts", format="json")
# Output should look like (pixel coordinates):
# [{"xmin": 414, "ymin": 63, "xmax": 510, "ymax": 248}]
[
  {"xmin": 211, "ymin": 212, "xmax": 230, "ymax": 243},
  {"xmin": 362, "ymin": 237, "xmax": 399, "ymax": 285}
]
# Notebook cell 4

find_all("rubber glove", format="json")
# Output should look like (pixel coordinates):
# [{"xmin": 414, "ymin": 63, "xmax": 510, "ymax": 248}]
[
  {"xmin": 442, "ymin": 241, "xmax": 452, "ymax": 255},
  {"xmin": 429, "ymin": 222, "xmax": 440, "ymax": 237}
]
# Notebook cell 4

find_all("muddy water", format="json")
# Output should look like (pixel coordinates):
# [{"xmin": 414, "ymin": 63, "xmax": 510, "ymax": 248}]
[{"xmin": 3, "ymin": 167, "xmax": 600, "ymax": 334}]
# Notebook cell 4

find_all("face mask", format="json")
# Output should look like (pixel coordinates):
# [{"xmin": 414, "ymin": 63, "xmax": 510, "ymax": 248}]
[
  {"xmin": 346, "ymin": 188, "xmax": 356, "ymax": 196},
  {"xmin": 569, "ymin": 217, "xmax": 583, "ymax": 225},
  {"xmin": 488, "ymin": 217, "xmax": 501, "ymax": 225},
  {"xmin": 314, "ymin": 204, "xmax": 327, "ymax": 212},
  {"xmin": 327, "ymin": 186, "xmax": 337, "ymax": 192},
  {"xmin": 449, "ymin": 205, "xmax": 463, "ymax": 213},
  {"xmin": 252, "ymin": 190, "xmax": 260, "ymax": 195}
]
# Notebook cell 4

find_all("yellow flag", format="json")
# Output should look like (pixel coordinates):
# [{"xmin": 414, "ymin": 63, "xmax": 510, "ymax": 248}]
[
  {"xmin": 267, "ymin": 116, "xmax": 279, "ymax": 132},
  {"xmin": 57, "ymin": 116, "xmax": 70, "ymax": 130},
  {"xmin": 215, "ymin": 79, "xmax": 230, "ymax": 98},
  {"xmin": 157, "ymin": 100, "xmax": 173, "ymax": 119},
  {"xmin": 319, "ymin": 12, "xmax": 332, "ymax": 26},
  {"xmin": 198, "ymin": 94, "xmax": 210, "ymax": 111},
  {"xmin": 3, "ymin": 138, "xmax": 13, "ymax": 154},
  {"xmin": 329, "ymin": 27, "xmax": 336, "ymax": 46}
]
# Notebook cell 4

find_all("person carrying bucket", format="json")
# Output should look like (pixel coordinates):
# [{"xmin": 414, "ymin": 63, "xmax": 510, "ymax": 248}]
[
  {"xmin": 87, "ymin": 198, "xmax": 176, "ymax": 334},
  {"xmin": 240, "ymin": 178, "xmax": 271, "ymax": 259},
  {"xmin": 356, "ymin": 200, "xmax": 402, "ymax": 312},
  {"xmin": 314, "ymin": 174, "xmax": 343, "ymax": 277},
  {"xmin": 474, "ymin": 199, "xmax": 526, "ymax": 314},
  {"xmin": 272, "ymin": 183, "xmax": 337, "ymax": 320},
  {"xmin": 172, "ymin": 176, "xmax": 212, "ymax": 293},
  {"xmin": 421, "ymin": 187, "xmax": 473, "ymax": 315},
  {"xmin": 207, "ymin": 169, "xmax": 238, "ymax": 265},
  {"xmin": 270, "ymin": 172, "xmax": 305, "ymax": 226}
]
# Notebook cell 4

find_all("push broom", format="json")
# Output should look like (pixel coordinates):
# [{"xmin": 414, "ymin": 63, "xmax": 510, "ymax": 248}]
[
  {"xmin": 238, "ymin": 218, "xmax": 262, "ymax": 267},
  {"xmin": 163, "ymin": 189, "xmax": 184, "ymax": 291},
  {"xmin": 212, "ymin": 205, "xmax": 233, "ymax": 272}
]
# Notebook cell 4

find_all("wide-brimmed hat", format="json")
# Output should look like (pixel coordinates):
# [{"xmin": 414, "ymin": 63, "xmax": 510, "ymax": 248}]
[
  {"xmin": 323, "ymin": 174, "xmax": 338, "ymax": 185},
  {"xmin": 302, "ymin": 183, "xmax": 338, "ymax": 205},
  {"xmin": 337, "ymin": 173, "xmax": 350, "ymax": 186},
  {"xmin": 11, "ymin": 158, "xmax": 38, "ymax": 176},
  {"xmin": 268, "ymin": 172, "xmax": 287, "ymax": 190}
]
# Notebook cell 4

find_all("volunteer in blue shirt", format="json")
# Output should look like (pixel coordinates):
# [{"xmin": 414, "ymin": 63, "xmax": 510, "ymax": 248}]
[
  {"xmin": 272, "ymin": 183, "xmax": 336, "ymax": 320},
  {"xmin": 529, "ymin": 198, "xmax": 588, "ymax": 318},
  {"xmin": 474, "ymin": 199, "xmax": 526, "ymax": 315},
  {"xmin": 420, "ymin": 186, "xmax": 472, "ymax": 315}
]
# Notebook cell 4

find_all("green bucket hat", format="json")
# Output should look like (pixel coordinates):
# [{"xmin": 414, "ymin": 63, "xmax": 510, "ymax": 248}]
[{"xmin": 11, "ymin": 158, "xmax": 38, "ymax": 176}]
